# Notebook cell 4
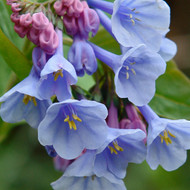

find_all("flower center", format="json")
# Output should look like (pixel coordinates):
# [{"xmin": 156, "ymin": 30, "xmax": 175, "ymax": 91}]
[
  {"xmin": 23, "ymin": 95, "xmax": 37, "ymax": 106},
  {"xmin": 120, "ymin": 7, "xmax": 141, "ymax": 26},
  {"xmin": 53, "ymin": 69, "xmax": 63, "ymax": 81},
  {"xmin": 159, "ymin": 130, "xmax": 176, "ymax": 145},
  {"xmin": 108, "ymin": 141, "xmax": 124, "ymax": 155},
  {"xmin": 64, "ymin": 114, "xmax": 82, "ymax": 130}
]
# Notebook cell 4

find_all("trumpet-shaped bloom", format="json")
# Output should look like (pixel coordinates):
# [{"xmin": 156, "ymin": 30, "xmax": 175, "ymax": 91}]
[
  {"xmin": 0, "ymin": 67, "xmax": 51, "ymax": 128},
  {"xmin": 91, "ymin": 43, "xmax": 166, "ymax": 106},
  {"xmin": 51, "ymin": 151, "xmax": 127, "ymax": 190},
  {"xmin": 93, "ymin": 128, "xmax": 146, "ymax": 179},
  {"xmin": 38, "ymin": 29, "xmax": 77, "ymax": 101},
  {"xmin": 139, "ymin": 105, "xmax": 190, "ymax": 171},
  {"xmin": 88, "ymin": 0, "xmax": 170, "ymax": 51},
  {"xmin": 51, "ymin": 175, "xmax": 126, "ymax": 190},
  {"xmin": 68, "ymin": 36, "xmax": 97, "ymax": 76},
  {"xmin": 38, "ymin": 99, "xmax": 108, "ymax": 159}
]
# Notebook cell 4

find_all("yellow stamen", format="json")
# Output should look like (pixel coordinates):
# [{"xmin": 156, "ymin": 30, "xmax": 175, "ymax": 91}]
[
  {"xmin": 159, "ymin": 130, "xmax": 176, "ymax": 145},
  {"xmin": 53, "ymin": 69, "xmax": 63, "ymax": 81},
  {"xmin": 32, "ymin": 97, "xmax": 37, "ymax": 106},
  {"xmin": 108, "ymin": 146, "xmax": 118, "ymax": 155},
  {"xmin": 131, "ymin": 68, "xmax": 136, "ymax": 75},
  {"xmin": 108, "ymin": 141, "xmax": 124, "ymax": 155},
  {"xmin": 113, "ymin": 141, "xmax": 124, "ymax": 152},
  {"xmin": 168, "ymin": 130, "xmax": 176, "ymax": 138},
  {"xmin": 64, "ymin": 114, "xmax": 82, "ymax": 130},
  {"xmin": 72, "ymin": 114, "xmax": 82, "ymax": 122},
  {"xmin": 64, "ymin": 115, "xmax": 70, "ymax": 122},
  {"xmin": 126, "ymin": 72, "xmax": 129, "ymax": 79},
  {"xmin": 23, "ymin": 95, "xmax": 37, "ymax": 106}
]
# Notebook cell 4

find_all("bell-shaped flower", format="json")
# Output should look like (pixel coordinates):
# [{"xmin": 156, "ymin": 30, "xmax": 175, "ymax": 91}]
[
  {"xmin": 93, "ymin": 128, "xmax": 146, "ymax": 179},
  {"xmin": 91, "ymin": 43, "xmax": 166, "ymax": 106},
  {"xmin": 51, "ymin": 150, "xmax": 127, "ymax": 190},
  {"xmin": 38, "ymin": 99, "xmax": 108, "ymax": 159},
  {"xmin": 138, "ymin": 105, "xmax": 190, "ymax": 171},
  {"xmin": 51, "ymin": 175, "xmax": 126, "ymax": 190},
  {"xmin": 0, "ymin": 67, "xmax": 51, "ymax": 128},
  {"xmin": 88, "ymin": 0, "xmax": 170, "ymax": 51},
  {"xmin": 68, "ymin": 35, "xmax": 97, "ymax": 76},
  {"xmin": 158, "ymin": 38, "xmax": 177, "ymax": 62},
  {"xmin": 38, "ymin": 29, "xmax": 77, "ymax": 101}
]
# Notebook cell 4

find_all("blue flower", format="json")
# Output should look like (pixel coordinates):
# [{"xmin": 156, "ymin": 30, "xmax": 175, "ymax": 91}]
[
  {"xmin": 88, "ymin": 0, "xmax": 170, "ymax": 51},
  {"xmin": 38, "ymin": 29, "xmax": 77, "ymax": 101},
  {"xmin": 91, "ymin": 43, "xmax": 166, "ymax": 106},
  {"xmin": 158, "ymin": 38, "xmax": 177, "ymax": 61},
  {"xmin": 51, "ymin": 151, "xmax": 127, "ymax": 190},
  {"xmin": 0, "ymin": 67, "xmax": 51, "ymax": 128},
  {"xmin": 38, "ymin": 99, "xmax": 108, "ymax": 159},
  {"xmin": 93, "ymin": 128, "xmax": 146, "ymax": 179},
  {"xmin": 138, "ymin": 105, "xmax": 190, "ymax": 171},
  {"xmin": 68, "ymin": 36, "xmax": 97, "ymax": 77},
  {"xmin": 51, "ymin": 175, "xmax": 126, "ymax": 190}
]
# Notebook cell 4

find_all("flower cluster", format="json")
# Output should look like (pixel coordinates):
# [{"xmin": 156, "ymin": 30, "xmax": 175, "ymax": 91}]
[
  {"xmin": 8, "ymin": 1, "xmax": 59, "ymax": 54},
  {"xmin": 1, "ymin": 0, "xmax": 189, "ymax": 190}
]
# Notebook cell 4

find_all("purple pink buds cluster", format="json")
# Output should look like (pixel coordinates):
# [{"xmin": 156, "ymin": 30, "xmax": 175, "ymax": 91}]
[
  {"xmin": 54, "ymin": 0, "xmax": 100, "ymax": 38},
  {"xmin": 7, "ymin": 1, "xmax": 59, "ymax": 55}
]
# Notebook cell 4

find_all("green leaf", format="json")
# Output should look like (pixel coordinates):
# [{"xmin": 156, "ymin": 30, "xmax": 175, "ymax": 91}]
[
  {"xmin": 0, "ymin": 28, "xmax": 32, "ymax": 80},
  {"xmin": 149, "ymin": 61, "xmax": 190, "ymax": 120},
  {"xmin": 90, "ymin": 27, "xmax": 121, "ymax": 54},
  {"xmin": 0, "ymin": 0, "xmax": 25, "ymax": 50}
]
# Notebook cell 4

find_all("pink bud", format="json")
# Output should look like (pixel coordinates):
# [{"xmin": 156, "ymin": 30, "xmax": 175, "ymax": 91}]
[
  {"xmin": 27, "ymin": 27, "xmax": 40, "ymax": 45},
  {"xmin": 107, "ymin": 101, "xmax": 119, "ymax": 129},
  {"xmin": 54, "ymin": 1, "xmax": 64, "ymax": 15},
  {"xmin": 119, "ymin": 118, "xmax": 132, "ymax": 129},
  {"xmin": 11, "ymin": 3, "xmax": 21, "ymax": 12},
  {"xmin": 10, "ymin": 13, "xmax": 20, "ymax": 24},
  {"xmin": 39, "ymin": 23, "xmax": 59, "ymax": 54},
  {"xmin": 32, "ymin": 12, "xmax": 49, "ymax": 30},
  {"xmin": 67, "ymin": 4, "xmax": 75, "ymax": 17},
  {"xmin": 78, "ymin": 8, "xmax": 100, "ymax": 38},
  {"xmin": 73, "ymin": 0, "xmax": 84, "ymax": 17},
  {"xmin": 81, "ymin": 1, "xmax": 89, "ymax": 9},
  {"xmin": 61, "ymin": 0, "xmax": 74, "ymax": 7},
  {"xmin": 63, "ymin": 15, "xmax": 78, "ymax": 36},
  {"xmin": 20, "ymin": 13, "xmax": 32, "ymax": 27},
  {"xmin": 7, "ymin": 0, "xmax": 17, "ymax": 5},
  {"xmin": 14, "ymin": 24, "xmax": 28, "ymax": 38}
]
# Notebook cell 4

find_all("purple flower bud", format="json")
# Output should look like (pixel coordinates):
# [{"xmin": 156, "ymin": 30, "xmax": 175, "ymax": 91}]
[
  {"xmin": 62, "ymin": 0, "xmax": 74, "ymax": 7},
  {"xmin": 63, "ymin": 15, "xmax": 78, "ymax": 36},
  {"xmin": 54, "ymin": 1, "xmax": 64, "ymax": 15},
  {"xmin": 78, "ymin": 7, "xmax": 100, "ymax": 38},
  {"xmin": 119, "ymin": 118, "xmax": 131, "ymax": 129},
  {"xmin": 39, "ymin": 23, "xmax": 59, "ymax": 55},
  {"xmin": 72, "ymin": 0, "xmax": 84, "ymax": 17},
  {"xmin": 14, "ymin": 24, "xmax": 28, "ymax": 38},
  {"xmin": 10, "ymin": 13, "xmax": 20, "ymax": 24},
  {"xmin": 32, "ymin": 12, "xmax": 49, "ymax": 30},
  {"xmin": 125, "ymin": 104, "xmax": 147, "ymax": 143},
  {"xmin": 11, "ymin": 3, "xmax": 21, "ymax": 12},
  {"xmin": 20, "ymin": 13, "xmax": 32, "ymax": 27},
  {"xmin": 107, "ymin": 101, "xmax": 119, "ymax": 129},
  {"xmin": 27, "ymin": 27, "xmax": 40, "ymax": 45},
  {"xmin": 7, "ymin": 0, "xmax": 17, "ymax": 5},
  {"xmin": 68, "ymin": 36, "xmax": 97, "ymax": 76}
]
